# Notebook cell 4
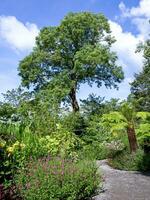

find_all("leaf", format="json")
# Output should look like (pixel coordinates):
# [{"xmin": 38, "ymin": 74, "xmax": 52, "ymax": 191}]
[{"xmin": 136, "ymin": 112, "xmax": 150, "ymax": 121}]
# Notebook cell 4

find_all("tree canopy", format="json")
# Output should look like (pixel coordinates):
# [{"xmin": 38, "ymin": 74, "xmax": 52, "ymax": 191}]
[
  {"xmin": 18, "ymin": 12, "xmax": 124, "ymax": 112},
  {"xmin": 131, "ymin": 38, "xmax": 150, "ymax": 111}
]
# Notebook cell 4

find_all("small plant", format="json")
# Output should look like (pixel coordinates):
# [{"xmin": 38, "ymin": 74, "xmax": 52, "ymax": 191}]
[{"xmin": 15, "ymin": 157, "xmax": 100, "ymax": 200}]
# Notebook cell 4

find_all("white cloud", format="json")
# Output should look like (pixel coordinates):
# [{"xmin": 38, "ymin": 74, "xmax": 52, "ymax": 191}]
[
  {"xmin": 132, "ymin": 17, "xmax": 150, "ymax": 37},
  {"xmin": 0, "ymin": 16, "xmax": 39, "ymax": 52},
  {"xmin": 119, "ymin": 0, "xmax": 150, "ymax": 18},
  {"xmin": 109, "ymin": 20, "xmax": 143, "ymax": 72},
  {"xmin": 119, "ymin": 0, "xmax": 150, "ymax": 39},
  {"xmin": 111, "ymin": 0, "xmax": 150, "ymax": 75},
  {"xmin": 106, "ymin": 1, "xmax": 150, "ymax": 99},
  {"xmin": 119, "ymin": 2, "xmax": 130, "ymax": 18}
]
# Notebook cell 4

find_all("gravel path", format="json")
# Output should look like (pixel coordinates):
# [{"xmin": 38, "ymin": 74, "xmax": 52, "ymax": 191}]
[{"xmin": 93, "ymin": 160, "xmax": 150, "ymax": 200}]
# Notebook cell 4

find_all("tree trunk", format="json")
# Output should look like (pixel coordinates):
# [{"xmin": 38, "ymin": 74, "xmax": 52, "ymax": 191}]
[
  {"xmin": 127, "ymin": 124, "xmax": 138, "ymax": 153},
  {"xmin": 69, "ymin": 87, "xmax": 79, "ymax": 112}
]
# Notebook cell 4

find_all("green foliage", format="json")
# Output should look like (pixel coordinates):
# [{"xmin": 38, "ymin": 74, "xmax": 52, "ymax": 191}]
[
  {"xmin": 38, "ymin": 129, "xmax": 82, "ymax": 158},
  {"xmin": 0, "ymin": 103, "xmax": 16, "ymax": 121},
  {"xmin": 1, "ymin": 125, "xmax": 81, "ymax": 160},
  {"xmin": 101, "ymin": 112, "xmax": 127, "ymax": 136},
  {"xmin": 0, "ymin": 122, "xmax": 83, "ymax": 198},
  {"xmin": 79, "ymin": 112, "xmax": 127, "ymax": 160},
  {"xmin": 136, "ymin": 124, "xmax": 150, "ymax": 141},
  {"xmin": 81, "ymin": 94, "xmax": 105, "ymax": 117},
  {"xmin": 136, "ymin": 112, "xmax": 150, "ymax": 146},
  {"xmin": 109, "ymin": 149, "xmax": 150, "ymax": 171},
  {"xmin": 79, "ymin": 114, "xmax": 127, "ymax": 160},
  {"xmin": 101, "ymin": 103, "xmax": 150, "ymax": 147},
  {"xmin": 131, "ymin": 38, "xmax": 150, "ymax": 111},
  {"xmin": 83, "ymin": 115, "xmax": 110, "ymax": 143},
  {"xmin": 15, "ymin": 158, "xmax": 100, "ymax": 200},
  {"xmin": 0, "ymin": 121, "xmax": 25, "ymax": 143},
  {"xmin": 103, "ymin": 98, "xmax": 120, "ymax": 113},
  {"xmin": 81, "ymin": 97, "xmax": 120, "ymax": 119},
  {"xmin": 101, "ymin": 108, "xmax": 150, "ymax": 151},
  {"xmin": 78, "ymin": 142, "xmax": 109, "ymax": 160},
  {"xmin": 136, "ymin": 112, "xmax": 150, "ymax": 121},
  {"xmin": 61, "ymin": 112, "xmax": 87, "ymax": 136},
  {"xmin": 1, "ymin": 13, "xmax": 150, "ymax": 199},
  {"xmin": 2, "ymin": 86, "xmax": 31, "ymax": 107},
  {"xmin": 18, "ymin": 12, "xmax": 124, "ymax": 111},
  {"xmin": 120, "ymin": 102, "xmax": 135, "ymax": 122},
  {"xmin": 0, "ymin": 139, "xmax": 26, "ymax": 190},
  {"xmin": 100, "ymin": 103, "xmax": 139, "ymax": 153}
]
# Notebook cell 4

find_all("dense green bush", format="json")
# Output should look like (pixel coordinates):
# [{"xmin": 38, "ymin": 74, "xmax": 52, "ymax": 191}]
[
  {"xmin": 61, "ymin": 112, "xmax": 87, "ymax": 136},
  {"xmin": 0, "ymin": 139, "xmax": 26, "ymax": 199},
  {"xmin": 78, "ymin": 142, "xmax": 109, "ymax": 160},
  {"xmin": 84, "ymin": 115, "xmax": 111, "ymax": 143},
  {"xmin": 37, "ymin": 129, "xmax": 82, "ymax": 159},
  {"xmin": 0, "ymin": 124, "xmax": 82, "ymax": 199},
  {"xmin": 0, "ymin": 139, "xmax": 25, "ymax": 184},
  {"xmin": 15, "ymin": 157, "xmax": 100, "ymax": 200},
  {"xmin": 109, "ymin": 149, "xmax": 150, "ymax": 171}
]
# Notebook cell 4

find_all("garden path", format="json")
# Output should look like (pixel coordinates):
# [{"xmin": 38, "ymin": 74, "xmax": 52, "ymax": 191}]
[{"xmin": 93, "ymin": 160, "xmax": 150, "ymax": 200}]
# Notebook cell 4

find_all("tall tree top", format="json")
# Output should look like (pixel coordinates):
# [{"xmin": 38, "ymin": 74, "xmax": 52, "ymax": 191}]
[
  {"xmin": 18, "ymin": 12, "xmax": 124, "ymax": 112},
  {"xmin": 131, "ymin": 38, "xmax": 150, "ymax": 111}
]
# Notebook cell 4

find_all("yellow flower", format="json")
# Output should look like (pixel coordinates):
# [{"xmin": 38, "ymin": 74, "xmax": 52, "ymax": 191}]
[
  {"xmin": 7, "ymin": 146, "xmax": 14, "ymax": 154},
  {"xmin": 0, "ymin": 140, "xmax": 6, "ymax": 148}
]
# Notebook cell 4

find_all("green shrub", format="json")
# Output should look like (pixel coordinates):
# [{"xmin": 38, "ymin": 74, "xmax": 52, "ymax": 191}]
[
  {"xmin": 138, "ymin": 152, "xmax": 150, "ymax": 171},
  {"xmin": 104, "ymin": 140, "xmax": 126, "ymax": 158},
  {"xmin": 0, "ymin": 139, "xmax": 26, "ymax": 199},
  {"xmin": 37, "ymin": 129, "xmax": 82, "ymax": 159},
  {"xmin": 78, "ymin": 138, "xmax": 126, "ymax": 161},
  {"xmin": 109, "ymin": 149, "xmax": 150, "ymax": 171},
  {"xmin": 84, "ymin": 115, "xmax": 111, "ymax": 144},
  {"xmin": 78, "ymin": 142, "xmax": 109, "ymax": 160},
  {"xmin": 61, "ymin": 112, "xmax": 87, "ymax": 136},
  {"xmin": 0, "ymin": 127, "xmax": 82, "ymax": 199},
  {"xmin": 15, "ymin": 157, "xmax": 100, "ymax": 200},
  {"xmin": 0, "ymin": 139, "xmax": 25, "ymax": 183}
]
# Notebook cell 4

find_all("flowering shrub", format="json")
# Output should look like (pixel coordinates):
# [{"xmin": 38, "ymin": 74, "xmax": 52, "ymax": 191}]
[
  {"xmin": 0, "ymin": 140, "xmax": 25, "ymax": 183},
  {"xmin": 15, "ymin": 157, "xmax": 100, "ymax": 200},
  {"xmin": 0, "ymin": 139, "xmax": 26, "ymax": 199},
  {"xmin": 38, "ymin": 131, "xmax": 82, "ymax": 158},
  {"xmin": 0, "ymin": 129, "xmax": 83, "ymax": 199},
  {"xmin": 6, "ymin": 141, "xmax": 26, "ymax": 155},
  {"xmin": 105, "ymin": 140, "xmax": 125, "ymax": 151}
]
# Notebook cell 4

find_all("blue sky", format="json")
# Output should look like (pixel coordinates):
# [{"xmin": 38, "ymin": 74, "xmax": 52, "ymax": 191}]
[{"xmin": 0, "ymin": 0, "xmax": 150, "ymax": 101}]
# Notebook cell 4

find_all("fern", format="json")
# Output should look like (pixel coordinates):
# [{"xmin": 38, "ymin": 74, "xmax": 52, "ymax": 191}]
[{"xmin": 136, "ymin": 112, "xmax": 150, "ymax": 121}]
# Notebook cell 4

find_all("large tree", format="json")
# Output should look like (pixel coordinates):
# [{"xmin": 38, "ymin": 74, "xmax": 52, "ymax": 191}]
[
  {"xmin": 18, "ymin": 12, "xmax": 124, "ymax": 112},
  {"xmin": 131, "ymin": 38, "xmax": 150, "ymax": 111}
]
